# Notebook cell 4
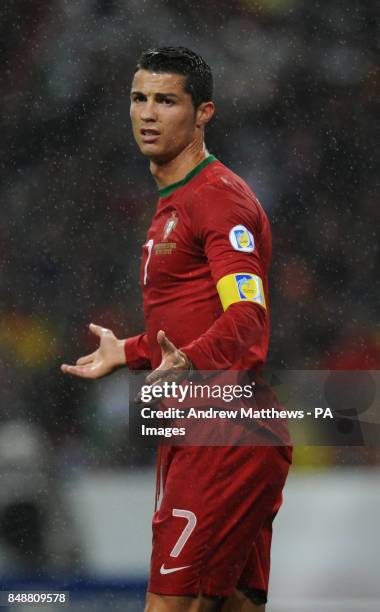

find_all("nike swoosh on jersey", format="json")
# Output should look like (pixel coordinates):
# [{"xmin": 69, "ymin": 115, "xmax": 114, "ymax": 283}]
[{"xmin": 160, "ymin": 563, "xmax": 191, "ymax": 575}]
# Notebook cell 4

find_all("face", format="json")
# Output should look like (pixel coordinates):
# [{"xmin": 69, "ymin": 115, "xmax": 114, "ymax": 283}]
[{"xmin": 130, "ymin": 69, "xmax": 208, "ymax": 163}]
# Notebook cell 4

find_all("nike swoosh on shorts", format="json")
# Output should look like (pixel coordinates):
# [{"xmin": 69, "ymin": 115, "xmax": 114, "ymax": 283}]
[{"xmin": 160, "ymin": 563, "xmax": 191, "ymax": 575}]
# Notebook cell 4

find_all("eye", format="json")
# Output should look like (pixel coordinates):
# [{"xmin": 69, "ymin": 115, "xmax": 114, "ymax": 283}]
[{"xmin": 162, "ymin": 98, "xmax": 175, "ymax": 106}]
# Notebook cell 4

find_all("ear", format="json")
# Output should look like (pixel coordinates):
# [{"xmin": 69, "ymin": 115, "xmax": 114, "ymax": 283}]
[{"xmin": 196, "ymin": 101, "xmax": 215, "ymax": 128}]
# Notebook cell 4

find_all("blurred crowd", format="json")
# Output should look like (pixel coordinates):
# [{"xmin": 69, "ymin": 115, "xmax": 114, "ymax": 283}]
[{"xmin": 0, "ymin": 0, "xmax": 378, "ymax": 470}]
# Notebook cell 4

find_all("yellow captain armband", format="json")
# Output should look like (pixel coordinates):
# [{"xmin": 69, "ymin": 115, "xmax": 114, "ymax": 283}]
[{"xmin": 216, "ymin": 273, "xmax": 266, "ymax": 311}]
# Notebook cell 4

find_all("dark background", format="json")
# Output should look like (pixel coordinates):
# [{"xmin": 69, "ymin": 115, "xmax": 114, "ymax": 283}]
[{"xmin": 0, "ymin": 0, "xmax": 378, "ymax": 467}]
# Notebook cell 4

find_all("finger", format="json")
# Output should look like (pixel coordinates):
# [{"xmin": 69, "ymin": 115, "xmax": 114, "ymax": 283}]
[
  {"xmin": 146, "ymin": 368, "xmax": 167, "ymax": 385},
  {"xmin": 61, "ymin": 364, "xmax": 98, "ymax": 379},
  {"xmin": 76, "ymin": 351, "xmax": 96, "ymax": 366},
  {"xmin": 134, "ymin": 389, "xmax": 158, "ymax": 405},
  {"xmin": 146, "ymin": 368, "xmax": 180, "ymax": 386},
  {"xmin": 89, "ymin": 322, "xmax": 109, "ymax": 338},
  {"xmin": 157, "ymin": 330, "xmax": 176, "ymax": 355}
]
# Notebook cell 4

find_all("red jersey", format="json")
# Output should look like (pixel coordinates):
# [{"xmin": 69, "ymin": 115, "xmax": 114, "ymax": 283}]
[
  {"xmin": 125, "ymin": 155, "xmax": 271, "ymax": 372},
  {"xmin": 123, "ymin": 158, "xmax": 291, "ymax": 602}
]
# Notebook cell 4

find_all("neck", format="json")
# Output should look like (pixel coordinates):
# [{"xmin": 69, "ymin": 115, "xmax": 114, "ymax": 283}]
[{"xmin": 150, "ymin": 141, "xmax": 209, "ymax": 190}]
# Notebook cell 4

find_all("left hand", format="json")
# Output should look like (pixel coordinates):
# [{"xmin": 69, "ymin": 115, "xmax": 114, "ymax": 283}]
[{"xmin": 145, "ymin": 330, "xmax": 192, "ymax": 387}]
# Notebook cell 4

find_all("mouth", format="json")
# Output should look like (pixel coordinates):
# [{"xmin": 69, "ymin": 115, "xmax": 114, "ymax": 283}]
[{"xmin": 140, "ymin": 128, "xmax": 160, "ymax": 143}]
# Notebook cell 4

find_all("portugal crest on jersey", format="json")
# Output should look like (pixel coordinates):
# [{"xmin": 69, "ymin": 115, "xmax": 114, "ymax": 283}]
[{"xmin": 163, "ymin": 211, "xmax": 178, "ymax": 240}]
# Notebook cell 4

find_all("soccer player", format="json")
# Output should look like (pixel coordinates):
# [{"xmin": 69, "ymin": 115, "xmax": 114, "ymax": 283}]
[{"xmin": 62, "ymin": 47, "xmax": 291, "ymax": 612}]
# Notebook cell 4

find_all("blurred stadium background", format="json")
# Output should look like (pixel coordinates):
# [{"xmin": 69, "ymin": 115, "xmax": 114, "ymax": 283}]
[{"xmin": 0, "ymin": 0, "xmax": 379, "ymax": 610}]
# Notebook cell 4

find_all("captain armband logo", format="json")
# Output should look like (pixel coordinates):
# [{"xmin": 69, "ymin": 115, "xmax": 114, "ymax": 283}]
[{"xmin": 216, "ymin": 273, "xmax": 266, "ymax": 311}]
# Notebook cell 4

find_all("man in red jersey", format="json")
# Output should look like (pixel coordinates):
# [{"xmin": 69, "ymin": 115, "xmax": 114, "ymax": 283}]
[{"xmin": 62, "ymin": 47, "xmax": 291, "ymax": 612}]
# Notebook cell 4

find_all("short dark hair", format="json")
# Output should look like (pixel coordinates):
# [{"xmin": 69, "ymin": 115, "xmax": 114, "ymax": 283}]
[{"xmin": 135, "ymin": 46, "xmax": 213, "ymax": 108}]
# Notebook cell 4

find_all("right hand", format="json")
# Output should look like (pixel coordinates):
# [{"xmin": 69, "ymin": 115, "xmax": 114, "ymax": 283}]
[{"xmin": 61, "ymin": 323, "xmax": 126, "ymax": 379}]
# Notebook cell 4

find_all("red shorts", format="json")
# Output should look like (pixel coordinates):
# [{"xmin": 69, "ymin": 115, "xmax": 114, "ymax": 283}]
[{"xmin": 148, "ymin": 444, "xmax": 291, "ymax": 599}]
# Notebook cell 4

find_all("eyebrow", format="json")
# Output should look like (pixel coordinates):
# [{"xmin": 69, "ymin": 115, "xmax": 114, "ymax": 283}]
[{"xmin": 130, "ymin": 90, "xmax": 180, "ymax": 98}]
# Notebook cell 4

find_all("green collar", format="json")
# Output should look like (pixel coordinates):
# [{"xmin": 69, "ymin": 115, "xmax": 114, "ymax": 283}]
[{"xmin": 158, "ymin": 154, "xmax": 217, "ymax": 199}]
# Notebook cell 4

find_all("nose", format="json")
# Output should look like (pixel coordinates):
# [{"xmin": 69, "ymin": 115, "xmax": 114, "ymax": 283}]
[{"xmin": 140, "ymin": 99, "xmax": 158, "ymax": 123}]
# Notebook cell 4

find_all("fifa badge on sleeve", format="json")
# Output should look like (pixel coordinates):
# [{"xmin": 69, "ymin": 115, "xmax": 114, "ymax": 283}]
[{"xmin": 229, "ymin": 225, "xmax": 254, "ymax": 252}]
